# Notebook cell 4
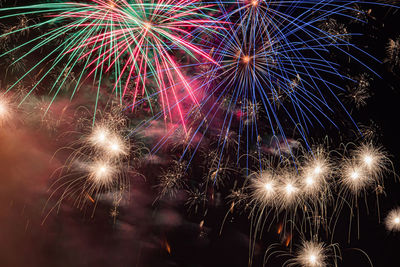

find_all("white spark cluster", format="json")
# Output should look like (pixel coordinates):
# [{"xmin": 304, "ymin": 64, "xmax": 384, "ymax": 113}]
[
  {"xmin": 250, "ymin": 154, "xmax": 331, "ymax": 211},
  {"xmin": 88, "ymin": 160, "xmax": 115, "ymax": 187},
  {"xmin": 355, "ymin": 143, "xmax": 387, "ymax": 178},
  {"xmin": 385, "ymin": 208, "xmax": 400, "ymax": 232},
  {"xmin": 251, "ymin": 171, "xmax": 277, "ymax": 207},
  {"xmin": 88, "ymin": 125, "xmax": 128, "ymax": 158},
  {"xmin": 294, "ymin": 241, "xmax": 327, "ymax": 267},
  {"xmin": 340, "ymin": 143, "xmax": 387, "ymax": 195},
  {"xmin": 277, "ymin": 175, "xmax": 302, "ymax": 209},
  {"xmin": 0, "ymin": 96, "xmax": 11, "ymax": 123},
  {"xmin": 83, "ymin": 123, "xmax": 129, "ymax": 190},
  {"xmin": 340, "ymin": 161, "xmax": 371, "ymax": 194},
  {"xmin": 300, "ymin": 153, "xmax": 331, "ymax": 199}
]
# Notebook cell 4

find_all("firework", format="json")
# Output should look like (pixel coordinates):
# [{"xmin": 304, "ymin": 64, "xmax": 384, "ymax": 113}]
[
  {"xmin": 353, "ymin": 143, "xmax": 388, "ymax": 179},
  {"xmin": 265, "ymin": 238, "xmax": 341, "ymax": 267},
  {"xmin": 200, "ymin": 148, "xmax": 237, "ymax": 189},
  {"xmin": 276, "ymin": 172, "xmax": 303, "ymax": 211},
  {"xmin": 0, "ymin": 0, "xmax": 223, "ymax": 124},
  {"xmin": 68, "ymin": 107, "xmax": 132, "ymax": 164},
  {"xmin": 338, "ymin": 142, "xmax": 389, "ymax": 197},
  {"xmin": 0, "ymin": 93, "xmax": 20, "ymax": 126},
  {"xmin": 238, "ymin": 139, "xmax": 395, "ymax": 265},
  {"xmin": 0, "ymin": 95, "xmax": 10, "ymax": 122},
  {"xmin": 42, "ymin": 107, "xmax": 136, "ymax": 221},
  {"xmin": 250, "ymin": 170, "xmax": 278, "ymax": 208},
  {"xmin": 162, "ymin": 0, "xmax": 386, "ymax": 170},
  {"xmin": 185, "ymin": 187, "xmax": 207, "ymax": 214},
  {"xmin": 300, "ymin": 149, "xmax": 332, "ymax": 200},
  {"xmin": 88, "ymin": 160, "xmax": 116, "ymax": 188},
  {"xmin": 319, "ymin": 18, "xmax": 350, "ymax": 43},
  {"xmin": 344, "ymin": 73, "xmax": 372, "ymax": 109},
  {"xmin": 386, "ymin": 36, "xmax": 400, "ymax": 68},
  {"xmin": 88, "ymin": 124, "xmax": 128, "ymax": 158},
  {"xmin": 43, "ymin": 154, "xmax": 128, "ymax": 222},
  {"xmin": 359, "ymin": 120, "xmax": 381, "ymax": 140},
  {"xmin": 247, "ymin": 158, "xmax": 307, "ymax": 261},
  {"xmin": 293, "ymin": 241, "xmax": 328, "ymax": 267},
  {"xmin": 156, "ymin": 160, "xmax": 188, "ymax": 200},
  {"xmin": 385, "ymin": 207, "xmax": 400, "ymax": 232},
  {"xmin": 0, "ymin": 2, "xmax": 398, "ymax": 266},
  {"xmin": 226, "ymin": 185, "xmax": 248, "ymax": 213},
  {"xmin": 339, "ymin": 160, "xmax": 371, "ymax": 196}
]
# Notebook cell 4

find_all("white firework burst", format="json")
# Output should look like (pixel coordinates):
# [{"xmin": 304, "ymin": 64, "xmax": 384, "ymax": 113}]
[{"xmin": 385, "ymin": 208, "xmax": 400, "ymax": 232}]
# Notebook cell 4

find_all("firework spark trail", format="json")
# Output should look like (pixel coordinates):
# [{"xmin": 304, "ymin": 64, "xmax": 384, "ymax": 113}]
[{"xmin": 0, "ymin": 0, "xmax": 224, "ymax": 126}]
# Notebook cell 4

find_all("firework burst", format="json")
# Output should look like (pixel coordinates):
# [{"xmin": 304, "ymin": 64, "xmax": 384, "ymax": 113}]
[
  {"xmin": 42, "ymin": 106, "xmax": 141, "ymax": 221},
  {"xmin": 338, "ymin": 143, "xmax": 389, "ymax": 198},
  {"xmin": 0, "ymin": 0, "xmax": 224, "ymax": 125},
  {"xmin": 156, "ymin": 0, "xmax": 387, "ymax": 172},
  {"xmin": 250, "ymin": 169, "xmax": 278, "ymax": 209},
  {"xmin": 0, "ymin": 95, "xmax": 10, "ymax": 123},
  {"xmin": 385, "ymin": 207, "xmax": 400, "ymax": 232},
  {"xmin": 292, "ymin": 241, "xmax": 329, "ymax": 267}
]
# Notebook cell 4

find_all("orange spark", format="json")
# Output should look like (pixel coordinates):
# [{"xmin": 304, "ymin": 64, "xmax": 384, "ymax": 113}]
[
  {"xmin": 277, "ymin": 223, "xmax": 283, "ymax": 234},
  {"xmin": 86, "ymin": 193, "xmax": 95, "ymax": 203}
]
